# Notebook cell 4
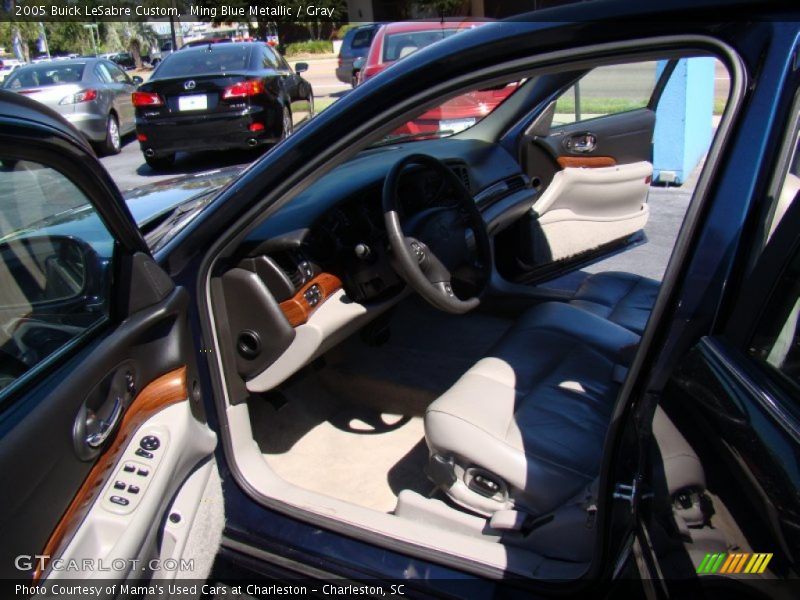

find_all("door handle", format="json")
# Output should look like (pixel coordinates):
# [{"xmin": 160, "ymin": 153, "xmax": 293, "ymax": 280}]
[
  {"xmin": 85, "ymin": 397, "xmax": 123, "ymax": 449},
  {"xmin": 565, "ymin": 133, "xmax": 596, "ymax": 153}
]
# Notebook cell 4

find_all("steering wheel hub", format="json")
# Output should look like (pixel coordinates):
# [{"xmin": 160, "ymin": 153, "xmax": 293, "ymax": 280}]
[{"xmin": 382, "ymin": 154, "xmax": 491, "ymax": 314}]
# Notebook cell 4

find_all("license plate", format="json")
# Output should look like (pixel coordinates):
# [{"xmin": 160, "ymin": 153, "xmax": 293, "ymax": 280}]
[
  {"xmin": 439, "ymin": 118, "xmax": 477, "ymax": 134},
  {"xmin": 178, "ymin": 94, "xmax": 207, "ymax": 111}
]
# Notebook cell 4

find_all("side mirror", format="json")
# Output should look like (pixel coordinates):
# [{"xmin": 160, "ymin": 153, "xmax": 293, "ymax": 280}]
[
  {"xmin": 131, "ymin": 76, "xmax": 144, "ymax": 85},
  {"xmin": 353, "ymin": 56, "xmax": 365, "ymax": 71},
  {"xmin": 0, "ymin": 235, "xmax": 95, "ymax": 306},
  {"xmin": 294, "ymin": 62, "xmax": 309, "ymax": 74}
]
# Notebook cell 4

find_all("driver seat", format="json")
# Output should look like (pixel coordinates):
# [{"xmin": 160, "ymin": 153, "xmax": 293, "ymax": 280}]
[{"xmin": 424, "ymin": 301, "xmax": 639, "ymax": 517}]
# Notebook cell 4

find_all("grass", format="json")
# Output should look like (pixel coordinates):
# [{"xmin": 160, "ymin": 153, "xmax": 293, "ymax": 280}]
[
  {"xmin": 284, "ymin": 41, "xmax": 333, "ymax": 56},
  {"xmin": 314, "ymin": 98, "xmax": 338, "ymax": 113},
  {"xmin": 555, "ymin": 96, "xmax": 728, "ymax": 117}
]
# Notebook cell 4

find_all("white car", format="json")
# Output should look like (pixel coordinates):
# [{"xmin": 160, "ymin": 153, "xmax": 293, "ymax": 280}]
[{"xmin": 0, "ymin": 59, "xmax": 23, "ymax": 83}]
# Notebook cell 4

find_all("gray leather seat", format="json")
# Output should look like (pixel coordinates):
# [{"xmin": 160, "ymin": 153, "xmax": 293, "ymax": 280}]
[
  {"xmin": 425, "ymin": 302, "xmax": 640, "ymax": 516},
  {"xmin": 569, "ymin": 271, "xmax": 660, "ymax": 335}
]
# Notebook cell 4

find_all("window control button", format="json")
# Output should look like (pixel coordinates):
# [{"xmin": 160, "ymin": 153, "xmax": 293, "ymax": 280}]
[
  {"xmin": 128, "ymin": 485, "xmax": 140, "ymax": 494},
  {"xmin": 123, "ymin": 464, "xmax": 135, "ymax": 473},
  {"xmin": 139, "ymin": 435, "xmax": 160, "ymax": 451},
  {"xmin": 113, "ymin": 481, "xmax": 126, "ymax": 490},
  {"xmin": 110, "ymin": 495, "xmax": 129, "ymax": 506},
  {"xmin": 135, "ymin": 448, "xmax": 153, "ymax": 459},
  {"xmin": 137, "ymin": 468, "xmax": 149, "ymax": 477}
]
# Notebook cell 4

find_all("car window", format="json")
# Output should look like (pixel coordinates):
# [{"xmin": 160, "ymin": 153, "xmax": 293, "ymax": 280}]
[
  {"xmin": 3, "ymin": 63, "xmax": 86, "ymax": 89},
  {"xmin": 749, "ymin": 245, "xmax": 800, "ymax": 390},
  {"xmin": 383, "ymin": 29, "xmax": 461, "ymax": 62},
  {"xmin": 553, "ymin": 61, "xmax": 659, "ymax": 126},
  {"xmin": 95, "ymin": 63, "xmax": 113, "ymax": 84},
  {"xmin": 261, "ymin": 46, "xmax": 279, "ymax": 69},
  {"xmin": 351, "ymin": 28, "xmax": 374, "ymax": 50},
  {"xmin": 105, "ymin": 62, "xmax": 130, "ymax": 84},
  {"xmin": 0, "ymin": 159, "xmax": 113, "ymax": 398},
  {"xmin": 371, "ymin": 77, "xmax": 522, "ymax": 146},
  {"xmin": 156, "ymin": 46, "xmax": 251, "ymax": 78},
  {"xmin": 766, "ymin": 127, "xmax": 800, "ymax": 243}
]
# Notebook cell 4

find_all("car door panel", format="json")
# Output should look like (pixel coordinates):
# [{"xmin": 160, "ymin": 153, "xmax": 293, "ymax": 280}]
[
  {"xmin": 536, "ymin": 108, "xmax": 656, "ymax": 167},
  {"xmin": 0, "ymin": 281, "xmax": 213, "ymax": 580},
  {"xmin": 48, "ymin": 382, "xmax": 217, "ymax": 582},
  {"xmin": 529, "ymin": 161, "xmax": 652, "ymax": 262},
  {"xmin": 504, "ymin": 60, "xmax": 667, "ymax": 280},
  {"xmin": 0, "ymin": 108, "xmax": 217, "ymax": 583}
]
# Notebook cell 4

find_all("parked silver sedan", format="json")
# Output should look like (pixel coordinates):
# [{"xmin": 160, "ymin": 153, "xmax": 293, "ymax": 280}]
[{"xmin": 1, "ymin": 58, "xmax": 141, "ymax": 155}]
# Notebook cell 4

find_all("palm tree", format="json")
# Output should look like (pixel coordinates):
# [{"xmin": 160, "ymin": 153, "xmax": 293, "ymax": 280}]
[{"xmin": 122, "ymin": 23, "xmax": 159, "ymax": 68}]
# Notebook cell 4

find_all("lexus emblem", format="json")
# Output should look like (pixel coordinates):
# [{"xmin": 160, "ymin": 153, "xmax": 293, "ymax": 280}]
[{"xmin": 184, "ymin": 80, "xmax": 196, "ymax": 90}]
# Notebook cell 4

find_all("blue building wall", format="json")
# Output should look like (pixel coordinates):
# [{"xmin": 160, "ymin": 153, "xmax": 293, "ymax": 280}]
[{"xmin": 653, "ymin": 58, "xmax": 716, "ymax": 185}]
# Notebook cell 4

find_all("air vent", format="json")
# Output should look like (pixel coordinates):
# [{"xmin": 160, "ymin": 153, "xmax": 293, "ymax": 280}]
[
  {"xmin": 448, "ymin": 164, "xmax": 471, "ymax": 192},
  {"xmin": 473, "ymin": 174, "xmax": 531, "ymax": 208},
  {"xmin": 271, "ymin": 250, "xmax": 313, "ymax": 292},
  {"xmin": 505, "ymin": 174, "xmax": 527, "ymax": 193}
]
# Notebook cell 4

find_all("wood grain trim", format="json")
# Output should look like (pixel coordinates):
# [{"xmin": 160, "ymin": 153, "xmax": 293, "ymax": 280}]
[
  {"xmin": 33, "ymin": 367, "xmax": 188, "ymax": 582},
  {"xmin": 279, "ymin": 272, "xmax": 343, "ymax": 327},
  {"xmin": 557, "ymin": 156, "xmax": 617, "ymax": 169}
]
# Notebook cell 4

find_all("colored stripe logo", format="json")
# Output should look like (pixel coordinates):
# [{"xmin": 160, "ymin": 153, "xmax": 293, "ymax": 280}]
[{"xmin": 696, "ymin": 552, "xmax": 773, "ymax": 574}]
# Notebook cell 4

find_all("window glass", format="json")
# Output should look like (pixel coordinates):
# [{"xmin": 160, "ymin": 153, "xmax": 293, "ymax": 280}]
[
  {"xmin": 95, "ymin": 63, "xmax": 112, "ymax": 84},
  {"xmin": 105, "ymin": 62, "xmax": 130, "ymax": 84},
  {"xmin": 3, "ymin": 63, "xmax": 86, "ymax": 89},
  {"xmin": 156, "ymin": 46, "xmax": 250, "ymax": 77},
  {"xmin": 0, "ymin": 159, "xmax": 113, "ymax": 396},
  {"xmin": 749, "ymin": 249, "xmax": 800, "ymax": 388},
  {"xmin": 351, "ymin": 28, "xmax": 373, "ymax": 50},
  {"xmin": 766, "ymin": 130, "xmax": 800, "ymax": 242},
  {"xmin": 553, "ymin": 61, "xmax": 658, "ymax": 126},
  {"xmin": 369, "ymin": 78, "xmax": 521, "ymax": 146},
  {"xmin": 383, "ymin": 29, "xmax": 460, "ymax": 62},
  {"xmin": 262, "ymin": 47, "xmax": 279, "ymax": 69}
]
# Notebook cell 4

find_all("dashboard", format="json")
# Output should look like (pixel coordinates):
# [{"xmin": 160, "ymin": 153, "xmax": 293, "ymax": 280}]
[{"xmin": 216, "ymin": 137, "xmax": 536, "ymax": 392}]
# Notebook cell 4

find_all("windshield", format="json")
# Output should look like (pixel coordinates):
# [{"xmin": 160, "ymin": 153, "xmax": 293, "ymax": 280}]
[
  {"xmin": 371, "ymin": 79, "xmax": 522, "ymax": 147},
  {"xmin": 383, "ymin": 29, "xmax": 461, "ymax": 62},
  {"xmin": 4, "ymin": 64, "xmax": 86, "ymax": 89},
  {"xmin": 155, "ymin": 46, "xmax": 250, "ymax": 78}
]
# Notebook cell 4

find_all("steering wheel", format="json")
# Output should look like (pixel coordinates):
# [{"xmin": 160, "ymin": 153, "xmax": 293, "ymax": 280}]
[{"xmin": 383, "ymin": 154, "xmax": 491, "ymax": 314}]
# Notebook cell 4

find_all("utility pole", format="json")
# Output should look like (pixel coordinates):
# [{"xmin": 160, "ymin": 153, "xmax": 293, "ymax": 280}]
[{"xmin": 83, "ymin": 23, "xmax": 99, "ymax": 57}]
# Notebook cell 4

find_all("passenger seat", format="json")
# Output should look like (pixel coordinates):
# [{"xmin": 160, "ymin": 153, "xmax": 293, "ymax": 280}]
[{"xmin": 569, "ymin": 271, "xmax": 660, "ymax": 335}]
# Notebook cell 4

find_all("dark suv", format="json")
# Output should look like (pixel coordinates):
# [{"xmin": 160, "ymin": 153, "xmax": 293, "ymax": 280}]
[{"xmin": 335, "ymin": 23, "xmax": 379, "ymax": 87}]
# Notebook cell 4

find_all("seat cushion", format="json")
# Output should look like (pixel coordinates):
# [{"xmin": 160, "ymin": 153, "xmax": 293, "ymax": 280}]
[
  {"xmin": 425, "ymin": 302, "xmax": 640, "ymax": 516},
  {"xmin": 570, "ymin": 271, "xmax": 660, "ymax": 335}
]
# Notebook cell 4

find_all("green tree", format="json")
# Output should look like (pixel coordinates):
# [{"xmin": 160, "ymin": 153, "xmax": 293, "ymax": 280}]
[
  {"xmin": 120, "ymin": 22, "xmax": 159, "ymax": 68},
  {"xmin": 102, "ymin": 23, "xmax": 125, "ymax": 54},
  {"xmin": 192, "ymin": 0, "xmax": 347, "ymax": 44}
]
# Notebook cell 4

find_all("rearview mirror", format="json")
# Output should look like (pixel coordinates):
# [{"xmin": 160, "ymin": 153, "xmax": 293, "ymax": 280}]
[
  {"xmin": 0, "ymin": 235, "xmax": 94, "ymax": 306},
  {"xmin": 131, "ymin": 75, "xmax": 144, "ymax": 85},
  {"xmin": 294, "ymin": 62, "xmax": 309, "ymax": 74}
]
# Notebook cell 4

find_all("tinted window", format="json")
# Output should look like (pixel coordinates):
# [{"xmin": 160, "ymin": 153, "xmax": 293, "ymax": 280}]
[
  {"xmin": 351, "ymin": 28, "xmax": 374, "ymax": 49},
  {"xmin": 0, "ymin": 159, "xmax": 112, "ymax": 397},
  {"xmin": 4, "ymin": 64, "xmax": 86, "ymax": 89},
  {"xmin": 382, "ymin": 29, "xmax": 460, "ymax": 62},
  {"xmin": 155, "ymin": 46, "xmax": 251, "ymax": 78},
  {"xmin": 262, "ymin": 47, "xmax": 279, "ymax": 69}
]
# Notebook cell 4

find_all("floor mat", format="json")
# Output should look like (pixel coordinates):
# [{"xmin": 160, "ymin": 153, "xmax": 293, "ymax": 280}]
[
  {"xmin": 321, "ymin": 297, "xmax": 513, "ymax": 416},
  {"xmin": 250, "ymin": 374, "xmax": 432, "ymax": 513}
]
